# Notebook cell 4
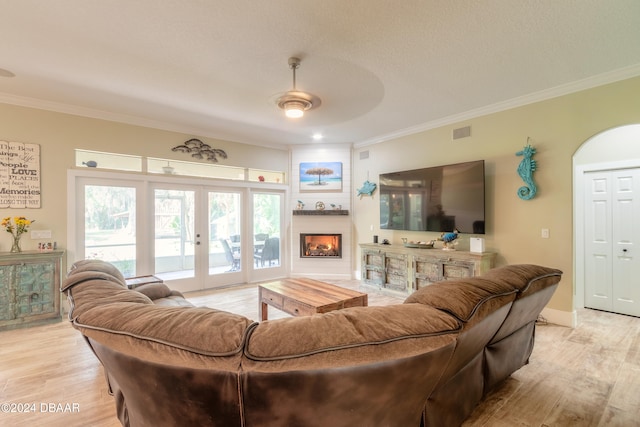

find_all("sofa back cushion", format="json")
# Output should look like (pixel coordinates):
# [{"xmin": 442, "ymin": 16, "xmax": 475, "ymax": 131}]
[
  {"xmin": 67, "ymin": 259, "xmax": 126, "ymax": 285},
  {"xmin": 404, "ymin": 276, "xmax": 517, "ymax": 386},
  {"xmin": 75, "ymin": 303, "xmax": 254, "ymax": 369},
  {"xmin": 404, "ymin": 277, "xmax": 517, "ymax": 326},
  {"xmin": 244, "ymin": 303, "xmax": 460, "ymax": 367},
  {"xmin": 241, "ymin": 303, "xmax": 460, "ymax": 427},
  {"xmin": 483, "ymin": 264, "xmax": 562, "ymax": 297},
  {"xmin": 65, "ymin": 278, "xmax": 151, "ymax": 319},
  {"xmin": 484, "ymin": 264, "xmax": 563, "ymax": 343},
  {"xmin": 65, "ymin": 268, "xmax": 255, "ymax": 368}
]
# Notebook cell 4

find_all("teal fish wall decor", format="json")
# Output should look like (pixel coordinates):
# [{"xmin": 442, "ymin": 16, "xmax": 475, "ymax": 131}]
[
  {"xmin": 516, "ymin": 140, "xmax": 537, "ymax": 200},
  {"xmin": 356, "ymin": 180, "xmax": 377, "ymax": 198}
]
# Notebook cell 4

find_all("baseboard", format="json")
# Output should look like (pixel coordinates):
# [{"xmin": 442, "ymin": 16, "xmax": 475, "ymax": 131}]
[{"xmin": 540, "ymin": 307, "xmax": 576, "ymax": 328}]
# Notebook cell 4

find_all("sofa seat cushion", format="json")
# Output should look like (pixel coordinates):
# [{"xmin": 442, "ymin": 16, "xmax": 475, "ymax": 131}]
[
  {"xmin": 243, "ymin": 303, "xmax": 460, "ymax": 370},
  {"xmin": 404, "ymin": 278, "xmax": 517, "ymax": 325}
]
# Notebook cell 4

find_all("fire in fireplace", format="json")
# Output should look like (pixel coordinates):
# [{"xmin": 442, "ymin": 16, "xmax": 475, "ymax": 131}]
[{"xmin": 300, "ymin": 233, "xmax": 342, "ymax": 258}]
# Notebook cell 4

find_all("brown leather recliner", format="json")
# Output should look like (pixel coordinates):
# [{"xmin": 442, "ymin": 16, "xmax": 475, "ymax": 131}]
[{"xmin": 62, "ymin": 261, "xmax": 561, "ymax": 426}]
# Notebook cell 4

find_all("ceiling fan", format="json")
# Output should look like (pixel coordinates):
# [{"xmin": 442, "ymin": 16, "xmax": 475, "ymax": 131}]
[{"xmin": 276, "ymin": 57, "xmax": 321, "ymax": 118}]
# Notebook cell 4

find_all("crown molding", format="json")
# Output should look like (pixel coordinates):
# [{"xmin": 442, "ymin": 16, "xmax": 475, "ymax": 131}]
[
  {"xmin": 354, "ymin": 64, "xmax": 640, "ymax": 148},
  {"xmin": 2, "ymin": 63, "xmax": 640, "ymax": 151}
]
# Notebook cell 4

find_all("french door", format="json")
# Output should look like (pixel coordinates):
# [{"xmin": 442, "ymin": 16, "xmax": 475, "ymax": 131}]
[
  {"xmin": 74, "ymin": 174, "xmax": 285, "ymax": 293},
  {"xmin": 151, "ymin": 185, "xmax": 246, "ymax": 292},
  {"xmin": 151, "ymin": 186, "xmax": 199, "ymax": 290}
]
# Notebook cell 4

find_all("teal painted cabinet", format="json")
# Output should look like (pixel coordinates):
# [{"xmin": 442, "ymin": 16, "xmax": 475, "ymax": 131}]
[{"xmin": 0, "ymin": 250, "xmax": 64, "ymax": 331}]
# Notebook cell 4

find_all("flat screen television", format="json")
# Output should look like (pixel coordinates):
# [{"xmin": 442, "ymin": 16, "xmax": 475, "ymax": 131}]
[{"xmin": 379, "ymin": 160, "xmax": 485, "ymax": 234}]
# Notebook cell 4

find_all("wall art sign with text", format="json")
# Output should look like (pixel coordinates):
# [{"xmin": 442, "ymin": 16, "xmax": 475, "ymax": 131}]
[{"xmin": 0, "ymin": 141, "xmax": 41, "ymax": 208}]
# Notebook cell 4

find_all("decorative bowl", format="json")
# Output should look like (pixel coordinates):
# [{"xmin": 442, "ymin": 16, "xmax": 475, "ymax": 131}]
[{"xmin": 403, "ymin": 240, "xmax": 435, "ymax": 249}]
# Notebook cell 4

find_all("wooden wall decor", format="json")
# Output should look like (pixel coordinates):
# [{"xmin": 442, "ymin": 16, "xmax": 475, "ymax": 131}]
[{"xmin": 0, "ymin": 141, "xmax": 41, "ymax": 208}]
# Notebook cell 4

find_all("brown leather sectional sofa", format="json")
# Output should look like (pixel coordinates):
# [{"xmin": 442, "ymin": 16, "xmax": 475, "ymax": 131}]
[{"xmin": 62, "ymin": 260, "xmax": 562, "ymax": 427}]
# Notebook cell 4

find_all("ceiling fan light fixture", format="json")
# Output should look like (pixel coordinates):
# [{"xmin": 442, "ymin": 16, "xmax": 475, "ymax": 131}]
[
  {"xmin": 284, "ymin": 101, "xmax": 306, "ymax": 118},
  {"xmin": 276, "ymin": 57, "xmax": 320, "ymax": 119},
  {"xmin": 277, "ymin": 92, "xmax": 313, "ymax": 118}
]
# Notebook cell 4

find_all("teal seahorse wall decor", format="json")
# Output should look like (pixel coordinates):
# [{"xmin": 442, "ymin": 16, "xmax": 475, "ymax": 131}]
[{"xmin": 515, "ymin": 140, "xmax": 537, "ymax": 200}]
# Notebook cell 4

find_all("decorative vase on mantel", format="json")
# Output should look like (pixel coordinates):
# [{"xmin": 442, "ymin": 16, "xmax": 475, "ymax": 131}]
[{"xmin": 10, "ymin": 235, "xmax": 22, "ymax": 253}]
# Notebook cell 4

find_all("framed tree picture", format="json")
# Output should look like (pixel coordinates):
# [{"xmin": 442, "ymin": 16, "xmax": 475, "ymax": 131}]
[{"xmin": 299, "ymin": 161, "xmax": 342, "ymax": 192}]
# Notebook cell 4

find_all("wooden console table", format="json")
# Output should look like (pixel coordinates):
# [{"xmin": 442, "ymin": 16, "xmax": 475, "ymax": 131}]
[
  {"xmin": 258, "ymin": 278, "xmax": 368, "ymax": 321},
  {"xmin": 360, "ymin": 243, "xmax": 496, "ymax": 294}
]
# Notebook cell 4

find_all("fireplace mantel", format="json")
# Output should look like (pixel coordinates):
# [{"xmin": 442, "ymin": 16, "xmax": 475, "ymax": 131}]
[{"xmin": 292, "ymin": 210, "xmax": 349, "ymax": 216}]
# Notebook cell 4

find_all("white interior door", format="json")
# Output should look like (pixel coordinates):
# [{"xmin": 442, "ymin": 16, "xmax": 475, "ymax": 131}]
[
  {"xmin": 611, "ymin": 169, "xmax": 640, "ymax": 316},
  {"xmin": 584, "ymin": 169, "xmax": 640, "ymax": 317},
  {"xmin": 584, "ymin": 171, "xmax": 612, "ymax": 311}
]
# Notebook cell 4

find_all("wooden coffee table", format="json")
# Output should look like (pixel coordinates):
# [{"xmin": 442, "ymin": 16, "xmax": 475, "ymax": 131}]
[{"xmin": 258, "ymin": 278, "xmax": 368, "ymax": 321}]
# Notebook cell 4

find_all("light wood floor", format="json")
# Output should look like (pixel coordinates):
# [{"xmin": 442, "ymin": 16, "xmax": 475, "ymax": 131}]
[{"xmin": 1, "ymin": 280, "xmax": 639, "ymax": 427}]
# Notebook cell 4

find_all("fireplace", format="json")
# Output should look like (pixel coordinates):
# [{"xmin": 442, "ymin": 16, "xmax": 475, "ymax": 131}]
[{"xmin": 300, "ymin": 233, "xmax": 342, "ymax": 258}]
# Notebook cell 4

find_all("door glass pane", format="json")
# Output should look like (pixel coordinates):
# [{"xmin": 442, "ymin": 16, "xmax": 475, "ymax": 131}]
[
  {"xmin": 209, "ymin": 192, "xmax": 241, "ymax": 274},
  {"xmin": 154, "ymin": 189, "xmax": 195, "ymax": 279},
  {"xmin": 84, "ymin": 185, "xmax": 136, "ymax": 277},
  {"xmin": 253, "ymin": 193, "xmax": 281, "ymax": 269}
]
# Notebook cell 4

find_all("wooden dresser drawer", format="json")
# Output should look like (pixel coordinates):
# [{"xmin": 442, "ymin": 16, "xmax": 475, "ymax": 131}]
[
  {"xmin": 261, "ymin": 289, "xmax": 284, "ymax": 309},
  {"xmin": 283, "ymin": 298, "xmax": 314, "ymax": 316}
]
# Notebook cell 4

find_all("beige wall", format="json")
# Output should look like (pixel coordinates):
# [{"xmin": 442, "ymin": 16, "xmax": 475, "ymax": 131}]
[
  {"xmin": 0, "ymin": 103, "xmax": 288, "ymax": 254},
  {"xmin": 352, "ymin": 75, "xmax": 640, "ymax": 318},
  {"xmin": 2, "ymin": 75, "xmax": 640, "ymax": 321}
]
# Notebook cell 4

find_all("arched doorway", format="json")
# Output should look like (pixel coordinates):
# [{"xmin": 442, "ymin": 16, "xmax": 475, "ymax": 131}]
[{"xmin": 574, "ymin": 124, "xmax": 640, "ymax": 316}]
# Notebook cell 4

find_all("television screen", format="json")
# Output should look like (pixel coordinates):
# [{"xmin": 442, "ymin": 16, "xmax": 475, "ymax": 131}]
[{"xmin": 379, "ymin": 160, "xmax": 485, "ymax": 234}]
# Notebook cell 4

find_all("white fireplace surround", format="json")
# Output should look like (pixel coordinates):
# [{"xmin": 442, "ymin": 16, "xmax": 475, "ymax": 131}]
[{"xmin": 291, "ymin": 214, "xmax": 352, "ymax": 279}]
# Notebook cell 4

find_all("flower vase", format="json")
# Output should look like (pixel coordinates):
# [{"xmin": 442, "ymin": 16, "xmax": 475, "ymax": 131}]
[{"xmin": 10, "ymin": 235, "xmax": 21, "ymax": 253}]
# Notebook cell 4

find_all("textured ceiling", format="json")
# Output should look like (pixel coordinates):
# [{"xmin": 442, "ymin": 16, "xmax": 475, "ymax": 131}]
[{"xmin": 1, "ymin": 0, "xmax": 640, "ymax": 148}]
